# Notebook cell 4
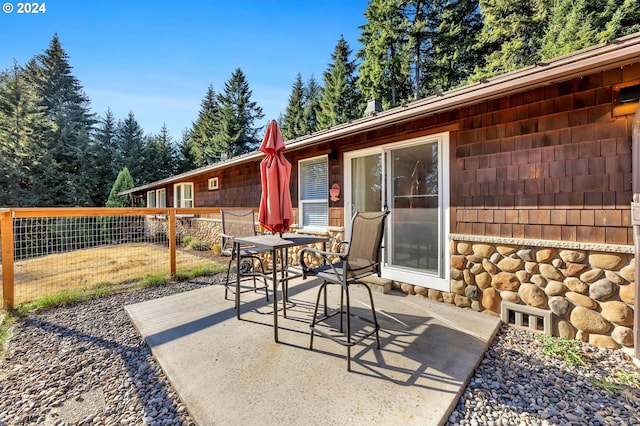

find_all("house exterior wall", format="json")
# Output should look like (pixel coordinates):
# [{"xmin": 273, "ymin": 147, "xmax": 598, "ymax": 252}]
[
  {"xmin": 434, "ymin": 64, "xmax": 638, "ymax": 349},
  {"xmin": 452, "ymin": 66, "xmax": 638, "ymax": 246}
]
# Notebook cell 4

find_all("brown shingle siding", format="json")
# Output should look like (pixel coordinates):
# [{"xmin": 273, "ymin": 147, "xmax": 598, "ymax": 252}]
[
  {"xmin": 550, "ymin": 209, "xmax": 567, "ymax": 225},
  {"xmin": 574, "ymin": 89, "xmax": 596, "ymax": 109},
  {"xmin": 451, "ymin": 66, "xmax": 634, "ymax": 246},
  {"xmin": 584, "ymin": 192, "xmax": 603, "ymax": 207},
  {"xmin": 605, "ymin": 227, "xmax": 628, "ymax": 245},
  {"xmin": 595, "ymin": 210, "xmax": 622, "ymax": 226},
  {"xmin": 562, "ymin": 225, "xmax": 577, "ymax": 241},
  {"xmin": 554, "ymin": 94, "xmax": 575, "ymax": 112},
  {"xmin": 572, "ymin": 174, "xmax": 609, "ymax": 192},
  {"xmin": 622, "ymin": 62, "xmax": 640, "ymax": 80},
  {"xmin": 566, "ymin": 158, "xmax": 589, "ymax": 175},
  {"xmin": 603, "ymin": 67, "xmax": 622, "ymax": 85},
  {"xmin": 542, "ymin": 225, "xmax": 562, "ymax": 240},
  {"xmin": 524, "ymin": 224, "xmax": 542, "ymax": 239},
  {"xmin": 605, "ymin": 154, "xmax": 632, "ymax": 173},
  {"xmin": 569, "ymin": 109, "xmax": 590, "ymax": 127},
  {"xmin": 576, "ymin": 226, "xmax": 605, "ymax": 242}
]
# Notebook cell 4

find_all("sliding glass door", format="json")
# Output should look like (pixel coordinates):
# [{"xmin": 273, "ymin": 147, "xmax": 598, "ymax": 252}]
[{"xmin": 345, "ymin": 134, "xmax": 449, "ymax": 290}]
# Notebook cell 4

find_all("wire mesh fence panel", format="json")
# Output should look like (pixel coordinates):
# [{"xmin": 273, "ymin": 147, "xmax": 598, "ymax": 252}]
[
  {"xmin": 172, "ymin": 214, "xmax": 224, "ymax": 275},
  {"xmin": 1, "ymin": 209, "xmax": 228, "ymax": 306},
  {"xmin": 11, "ymin": 215, "xmax": 169, "ymax": 304}
]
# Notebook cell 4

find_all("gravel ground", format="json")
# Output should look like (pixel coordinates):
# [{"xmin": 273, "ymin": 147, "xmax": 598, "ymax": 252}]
[{"xmin": 1, "ymin": 277, "xmax": 639, "ymax": 425}]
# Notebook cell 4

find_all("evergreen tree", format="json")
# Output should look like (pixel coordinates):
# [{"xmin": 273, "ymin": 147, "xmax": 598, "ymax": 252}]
[
  {"xmin": 303, "ymin": 75, "xmax": 322, "ymax": 134},
  {"xmin": 316, "ymin": 36, "xmax": 364, "ymax": 129},
  {"xmin": 426, "ymin": 0, "xmax": 483, "ymax": 93},
  {"xmin": 213, "ymin": 68, "xmax": 264, "ymax": 159},
  {"xmin": 357, "ymin": 0, "xmax": 413, "ymax": 109},
  {"xmin": 24, "ymin": 34, "xmax": 97, "ymax": 206},
  {"xmin": 281, "ymin": 73, "xmax": 307, "ymax": 140},
  {"xmin": 190, "ymin": 85, "xmax": 220, "ymax": 166},
  {"xmin": 116, "ymin": 111, "xmax": 146, "ymax": 185},
  {"xmin": 105, "ymin": 167, "xmax": 135, "ymax": 207},
  {"xmin": 468, "ymin": 0, "xmax": 550, "ymax": 81},
  {"xmin": 176, "ymin": 128, "xmax": 195, "ymax": 173},
  {"xmin": 0, "ymin": 63, "xmax": 51, "ymax": 206},
  {"xmin": 92, "ymin": 109, "xmax": 122, "ymax": 205},
  {"xmin": 403, "ymin": 0, "xmax": 431, "ymax": 100},
  {"xmin": 539, "ymin": 0, "xmax": 599, "ymax": 60},
  {"xmin": 144, "ymin": 124, "xmax": 177, "ymax": 182},
  {"xmin": 539, "ymin": 0, "xmax": 639, "ymax": 60},
  {"xmin": 599, "ymin": 0, "xmax": 640, "ymax": 41}
]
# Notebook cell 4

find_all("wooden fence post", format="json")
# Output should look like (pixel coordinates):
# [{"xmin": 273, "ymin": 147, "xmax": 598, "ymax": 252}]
[
  {"xmin": 0, "ymin": 210, "xmax": 15, "ymax": 308},
  {"xmin": 168, "ymin": 209, "xmax": 177, "ymax": 278}
]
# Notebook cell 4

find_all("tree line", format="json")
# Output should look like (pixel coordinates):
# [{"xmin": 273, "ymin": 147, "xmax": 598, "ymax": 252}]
[{"xmin": 1, "ymin": 0, "xmax": 638, "ymax": 207}]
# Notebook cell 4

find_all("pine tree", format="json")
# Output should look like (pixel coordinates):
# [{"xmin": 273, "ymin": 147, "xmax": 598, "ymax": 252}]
[
  {"xmin": 539, "ymin": 0, "xmax": 599, "ymax": 60},
  {"xmin": 599, "ymin": 0, "xmax": 640, "ymax": 41},
  {"xmin": 303, "ymin": 75, "xmax": 322, "ymax": 134},
  {"xmin": 316, "ymin": 36, "xmax": 364, "ymax": 129},
  {"xmin": 190, "ymin": 85, "xmax": 220, "ymax": 166},
  {"xmin": 403, "ymin": 0, "xmax": 431, "ymax": 101},
  {"xmin": 426, "ymin": 0, "xmax": 483, "ymax": 93},
  {"xmin": 25, "ymin": 34, "xmax": 97, "ymax": 206},
  {"xmin": 469, "ymin": 0, "xmax": 550, "ymax": 81},
  {"xmin": 176, "ymin": 128, "xmax": 195, "ymax": 173},
  {"xmin": 0, "ymin": 63, "xmax": 51, "ymax": 206},
  {"xmin": 92, "ymin": 109, "xmax": 122, "ymax": 205},
  {"xmin": 213, "ymin": 68, "xmax": 264, "ymax": 159},
  {"xmin": 105, "ymin": 167, "xmax": 135, "ymax": 207},
  {"xmin": 357, "ymin": 0, "xmax": 413, "ymax": 108},
  {"xmin": 144, "ymin": 124, "xmax": 177, "ymax": 182},
  {"xmin": 281, "ymin": 73, "xmax": 307, "ymax": 140},
  {"xmin": 116, "ymin": 111, "xmax": 146, "ymax": 185}
]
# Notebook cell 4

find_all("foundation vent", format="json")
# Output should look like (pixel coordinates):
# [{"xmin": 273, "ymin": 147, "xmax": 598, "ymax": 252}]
[{"xmin": 501, "ymin": 301, "xmax": 553, "ymax": 335}]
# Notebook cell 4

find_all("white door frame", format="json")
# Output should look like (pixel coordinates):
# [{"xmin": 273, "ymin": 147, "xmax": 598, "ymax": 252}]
[{"xmin": 344, "ymin": 132, "xmax": 450, "ymax": 291}]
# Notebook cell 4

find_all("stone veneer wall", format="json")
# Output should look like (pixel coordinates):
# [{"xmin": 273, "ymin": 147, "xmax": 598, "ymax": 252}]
[
  {"xmin": 435, "ymin": 235, "xmax": 634, "ymax": 349},
  {"xmin": 145, "ymin": 215, "xmax": 222, "ymax": 248}
]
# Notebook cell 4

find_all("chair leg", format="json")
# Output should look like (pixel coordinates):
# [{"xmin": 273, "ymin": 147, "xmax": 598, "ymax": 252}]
[
  {"xmin": 344, "ymin": 285, "xmax": 352, "ymax": 372},
  {"xmin": 362, "ymin": 283, "xmax": 381, "ymax": 349},
  {"xmin": 309, "ymin": 281, "xmax": 328, "ymax": 350},
  {"xmin": 224, "ymin": 258, "xmax": 233, "ymax": 301}
]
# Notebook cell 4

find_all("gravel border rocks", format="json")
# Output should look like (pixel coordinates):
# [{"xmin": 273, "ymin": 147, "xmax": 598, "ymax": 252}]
[{"xmin": 1, "ymin": 277, "xmax": 639, "ymax": 425}]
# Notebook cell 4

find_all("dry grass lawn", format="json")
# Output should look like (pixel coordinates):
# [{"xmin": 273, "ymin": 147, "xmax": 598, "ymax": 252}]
[{"xmin": 2, "ymin": 243, "xmax": 225, "ymax": 305}]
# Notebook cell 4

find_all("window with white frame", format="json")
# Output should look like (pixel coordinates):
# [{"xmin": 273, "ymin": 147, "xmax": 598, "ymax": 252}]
[
  {"xmin": 174, "ymin": 183, "xmax": 194, "ymax": 208},
  {"xmin": 299, "ymin": 156, "xmax": 328, "ymax": 229},
  {"xmin": 146, "ymin": 190, "xmax": 156, "ymax": 207},
  {"xmin": 146, "ymin": 188, "xmax": 166, "ymax": 208},
  {"xmin": 156, "ymin": 188, "xmax": 166, "ymax": 207}
]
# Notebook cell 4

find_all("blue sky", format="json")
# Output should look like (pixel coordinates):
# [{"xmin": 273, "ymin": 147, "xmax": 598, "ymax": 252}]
[{"xmin": 1, "ymin": 0, "xmax": 369, "ymax": 140}]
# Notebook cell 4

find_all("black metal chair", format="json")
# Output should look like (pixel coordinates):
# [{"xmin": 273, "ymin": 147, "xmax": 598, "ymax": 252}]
[
  {"xmin": 299, "ymin": 210, "xmax": 389, "ymax": 371},
  {"xmin": 220, "ymin": 210, "xmax": 269, "ymax": 301}
]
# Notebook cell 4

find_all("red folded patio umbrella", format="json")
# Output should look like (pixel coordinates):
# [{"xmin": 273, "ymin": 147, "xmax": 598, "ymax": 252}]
[{"xmin": 258, "ymin": 120, "xmax": 293, "ymax": 235}]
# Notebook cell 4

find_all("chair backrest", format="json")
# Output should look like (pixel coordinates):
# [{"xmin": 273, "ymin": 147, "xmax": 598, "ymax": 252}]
[
  {"xmin": 345, "ymin": 211, "xmax": 389, "ymax": 278},
  {"xmin": 221, "ymin": 210, "xmax": 258, "ymax": 239}
]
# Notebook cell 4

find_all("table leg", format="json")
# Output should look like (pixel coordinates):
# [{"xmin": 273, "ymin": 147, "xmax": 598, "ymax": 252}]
[
  {"xmin": 282, "ymin": 247, "xmax": 287, "ymax": 318},
  {"xmin": 272, "ymin": 247, "xmax": 279, "ymax": 342},
  {"xmin": 235, "ymin": 242, "xmax": 241, "ymax": 319}
]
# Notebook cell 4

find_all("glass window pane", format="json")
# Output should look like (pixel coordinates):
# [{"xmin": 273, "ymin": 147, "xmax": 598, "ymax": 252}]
[
  {"xmin": 302, "ymin": 202, "xmax": 328, "ymax": 227},
  {"xmin": 390, "ymin": 142, "xmax": 439, "ymax": 274},
  {"xmin": 300, "ymin": 156, "xmax": 328, "ymax": 228},
  {"xmin": 301, "ymin": 158, "xmax": 327, "ymax": 200},
  {"xmin": 157, "ymin": 189, "xmax": 166, "ymax": 208},
  {"xmin": 147, "ymin": 191, "xmax": 156, "ymax": 208}
]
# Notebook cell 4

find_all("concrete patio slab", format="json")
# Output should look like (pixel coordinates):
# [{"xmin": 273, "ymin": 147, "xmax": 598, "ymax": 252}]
[{"xmin": 125, "ymin": 278, "xmax": 501, "ymax": 426}]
